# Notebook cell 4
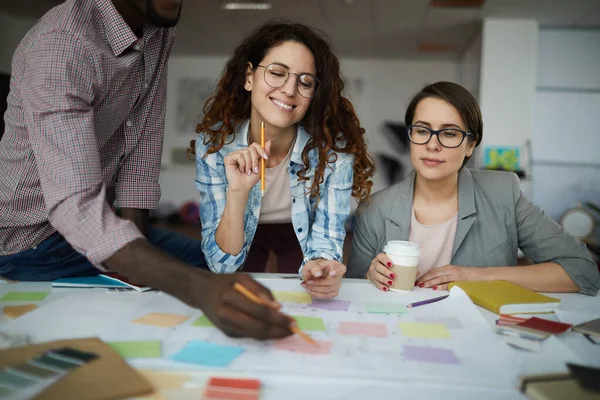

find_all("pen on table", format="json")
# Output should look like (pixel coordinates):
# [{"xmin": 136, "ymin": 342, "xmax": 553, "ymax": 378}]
[
  {"xmin": 233, "ymin": 282, "xmax": 317, "ymax": 346},
  {"xmin": 260, "ymin": 121, "xmax": 265, "ymax": 197},
  {"xmin": 406, "ymin": 294, "xmax": 449, "ymax": 308}
]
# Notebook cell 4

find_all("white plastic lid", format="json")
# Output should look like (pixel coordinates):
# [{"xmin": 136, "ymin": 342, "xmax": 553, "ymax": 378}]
[{"xmin": 383, "ymin": 240, "xmax": 420, "ymax": 256}]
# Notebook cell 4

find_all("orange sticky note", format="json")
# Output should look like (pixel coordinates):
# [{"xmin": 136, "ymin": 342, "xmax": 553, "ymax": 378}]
[
  {"xmin": 132, "ymin": 312, "xmax": 190, "ymax": 328},
  {"xmin": 3, "ymin": 304, "xmax": 38, "ymax": 318}
]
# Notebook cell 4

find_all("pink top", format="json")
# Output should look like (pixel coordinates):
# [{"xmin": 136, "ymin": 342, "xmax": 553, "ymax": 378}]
[
  {"xmin": 408, "ymin": 208, "xmax": 458, "ymax": 276},
  {"xmin": 259, "ymin": 138, "xmax": 295, "ymax": 224}
]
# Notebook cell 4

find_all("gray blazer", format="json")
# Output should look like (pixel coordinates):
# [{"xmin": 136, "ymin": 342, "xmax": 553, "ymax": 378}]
[{"xmin": 347, "ymin": 169, "xmax": 600, "ymax": 295}]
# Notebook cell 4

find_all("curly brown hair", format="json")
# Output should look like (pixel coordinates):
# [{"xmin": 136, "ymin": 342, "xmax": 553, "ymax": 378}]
[{"xmin": 188, "ymin": 21, "xmax": 374, "ymax": 205}]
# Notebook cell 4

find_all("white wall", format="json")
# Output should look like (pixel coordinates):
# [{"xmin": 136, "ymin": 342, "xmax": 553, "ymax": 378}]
[
  {"xmin": 0, "ymin": 12, "xmax": 36, "ymax": 74},
  {"xmin": 478, "ymin": 18, "xmax": 538, "ymax": 177},
  {"xmin": 458, "ymin": 29, "xmax": 482, "ymax": 100},
  {"xmin": 531, "ymin": 29, "xmax": 600, "ymax": 222},
  {"xmin": 159, "ymin": 56, "xmax": 458, "ymax": 206}
]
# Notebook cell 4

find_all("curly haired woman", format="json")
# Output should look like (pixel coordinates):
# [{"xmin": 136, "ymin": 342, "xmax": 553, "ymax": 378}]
[{"xmin": 189, "ymin": 22, "xmax": 375, "ymax": 299}]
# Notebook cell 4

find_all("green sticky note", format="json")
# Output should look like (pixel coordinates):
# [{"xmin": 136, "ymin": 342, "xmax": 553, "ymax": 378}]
[
  {"xmin": 399, "ymin": 322, "xmax": 451, "ymax": 339},
  {"xmin": 0, "ymin": 292, "xmax": 50, "ymax": 302},
  {"xmin": 191, "ymin": 315, "xmax": 214, "ymax": 327},
  {"xmin": 365, "ymin": 303, "xmax": 407, "ymax": 314},
  {"xmin": 293, "ymin": 316, "xmax": 326, "ymax": 331},
  {"xmin": 273, "ymin": 291, "xmax": 312, "ymax": 304},
  {"xmin": 108, "ymin": 340, "xmax": 161, "ymax": 359}
]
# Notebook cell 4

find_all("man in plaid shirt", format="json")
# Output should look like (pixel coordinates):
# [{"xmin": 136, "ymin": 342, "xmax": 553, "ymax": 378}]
[{"xmin": 0, "ymin": 0, "xmax": 294, "ymax": 340}]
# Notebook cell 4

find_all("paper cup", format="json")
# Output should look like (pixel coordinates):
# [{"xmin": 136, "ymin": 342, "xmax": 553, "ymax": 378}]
[{"xmin": 383, "ymin": 241, "xmax": 420, "ymax": 292}]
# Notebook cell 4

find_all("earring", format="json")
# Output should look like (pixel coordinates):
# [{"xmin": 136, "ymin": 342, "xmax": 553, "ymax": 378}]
[{"xmin": 245, "ymin": 85, "xmax": 251, "ymax": 90}]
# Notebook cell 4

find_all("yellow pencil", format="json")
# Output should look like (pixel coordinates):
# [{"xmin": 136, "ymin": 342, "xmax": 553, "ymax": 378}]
[
  {"xmin": 260, "ymin": 121, "xmax": 265, "ymax": 197},
  {"xmin": 233, "ymin": 282, "xmax": 317, "ymax": 346}
]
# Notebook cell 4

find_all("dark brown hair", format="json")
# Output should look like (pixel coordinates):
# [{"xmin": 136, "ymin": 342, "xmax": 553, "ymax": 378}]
[
  {"xmin": 188, "ymin": 21, "xmax": 374, "ymax": 205},
  {"xmin": 404, "ymin": 81, "xmax": 483, "ymax": 166}
]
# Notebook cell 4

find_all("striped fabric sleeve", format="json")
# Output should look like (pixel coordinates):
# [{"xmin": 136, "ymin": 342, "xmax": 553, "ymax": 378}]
[
  {"xmin": 302, "ymin": 155, "xmax": 354, "ymax": 269},
  {"xmin": 21, "ymin": 33, "xmax": 145, "ymax": 267},
  {"xmin": 195, "ymin": 138, "xmax": 249, "ymax": 273}
]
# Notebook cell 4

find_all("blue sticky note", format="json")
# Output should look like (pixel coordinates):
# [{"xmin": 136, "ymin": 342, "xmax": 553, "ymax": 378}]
[
  {"xmin": 52, "ymin": 276, "xmax": 128, "ymax": 288},
  {"xmin": 169, "ymin": 341, "xmax": 245, "ymax": 367}
]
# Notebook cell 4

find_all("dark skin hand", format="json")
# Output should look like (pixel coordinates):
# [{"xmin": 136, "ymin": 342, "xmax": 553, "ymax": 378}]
[{"xmin": 104, "ymin": 239, "xmax": 295, "ymax": 339}]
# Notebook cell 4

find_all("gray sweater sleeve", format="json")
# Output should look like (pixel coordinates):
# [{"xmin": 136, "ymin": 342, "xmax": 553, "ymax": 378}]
[{"xmin": 513, "ymin": 175, "xmax": 600, "ymax": 295}]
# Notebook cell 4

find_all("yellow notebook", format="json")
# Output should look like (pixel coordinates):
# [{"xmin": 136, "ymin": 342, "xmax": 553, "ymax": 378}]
[{"xmin": 448, "ymin": 281, "xmax": 560, "ymax": 315}]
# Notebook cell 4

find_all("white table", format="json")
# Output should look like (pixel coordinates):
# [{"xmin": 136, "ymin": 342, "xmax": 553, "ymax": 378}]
[{"xmin": 1, "ymin": 275, "xmax": 599, "ymax": 400}]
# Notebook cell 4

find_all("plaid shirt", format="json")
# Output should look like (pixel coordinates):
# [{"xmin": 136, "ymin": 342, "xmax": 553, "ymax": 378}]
[
  {"xmin": 0, "ymin": 0, "xmax": 175, "ymax": 267},
  {"xmin": 195, "ymin": 120, "xmax": 354, "ymax": 274}
]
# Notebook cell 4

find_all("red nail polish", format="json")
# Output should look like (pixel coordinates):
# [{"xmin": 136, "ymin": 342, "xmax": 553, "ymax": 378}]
[
  {"xmin": 419, "ymin": 283, "xmax": 424, "ymax": 288},
  {"xmin": 433, "ymin": 286, "xmax": 437, "ymax": 290},
  {"xmin": 390, "ymin": 274, "xmax": 396, "ymax": 279},
  {"xmin": 388, "ymin": 280, "xmax": 393, "ymax": 285},
  {"xmin": 387, "ymin": 262, "xmax": 392, "ymax": 267},
  {"xmin": 383, "ymin": 286, "xmax": 388, "ymax": 292}
]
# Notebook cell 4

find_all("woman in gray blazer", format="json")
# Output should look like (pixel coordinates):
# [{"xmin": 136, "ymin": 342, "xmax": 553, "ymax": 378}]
[{"xmin": 347, "ymin": 82, "xmax": 599, "ymax": 296}]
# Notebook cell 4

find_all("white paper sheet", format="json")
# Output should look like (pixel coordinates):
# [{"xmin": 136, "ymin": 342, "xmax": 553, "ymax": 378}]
[{"xmin": 0, "ymin": 278, "xmax": 585, "ymax": 398}]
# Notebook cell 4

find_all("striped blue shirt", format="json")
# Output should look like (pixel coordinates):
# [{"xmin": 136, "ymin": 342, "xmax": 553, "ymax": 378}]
[{"xmin": 195, "ymin": 120, "xmax": 354, "ymax": 274}]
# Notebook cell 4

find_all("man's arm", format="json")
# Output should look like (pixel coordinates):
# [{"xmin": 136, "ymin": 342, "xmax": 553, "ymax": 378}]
[{"xmin": 120, "ymin": 208, "xmax": 150, "ymax": 237}]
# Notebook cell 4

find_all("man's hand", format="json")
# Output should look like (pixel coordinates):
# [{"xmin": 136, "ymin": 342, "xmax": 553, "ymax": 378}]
[
  {"xmin": 300, "ymin": 259, "xmax": 346, "ymax": 299},
  {"xmin": 415, "ymin": 264, "xmax": 479, "ymax": 291},
  {"xmin": 193, "ymin": 272, "xmax": 295, "ymax": 340}
]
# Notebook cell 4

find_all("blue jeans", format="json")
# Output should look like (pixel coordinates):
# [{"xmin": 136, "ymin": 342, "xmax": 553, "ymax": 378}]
[{"xmin": 0, "ymin": 228, "xmax": 207, "ymax": 281}]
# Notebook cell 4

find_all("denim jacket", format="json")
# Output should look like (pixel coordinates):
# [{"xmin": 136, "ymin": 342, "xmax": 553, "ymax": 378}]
[{"xmin": 195, "ymin": 120, "xmax": 354, "ymax": 274}]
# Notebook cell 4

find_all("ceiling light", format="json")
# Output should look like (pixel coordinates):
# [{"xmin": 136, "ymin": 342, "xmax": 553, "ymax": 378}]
[{"xmin": 221, "ymin": 2, "xmax": 272, "ymax": 10}]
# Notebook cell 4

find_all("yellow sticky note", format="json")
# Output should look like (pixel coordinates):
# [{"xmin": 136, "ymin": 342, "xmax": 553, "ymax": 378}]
[
  {"xmin": 272, "ymin": 291, "xmax": 312, "ymax": 304},
  {"xmin": 3, "ymin": 304, "xmax": 38, "ymax": 318},
  {"xmin": 132, "ymin": 312, "xmax": 191, "ymax": 328},
  {"xmin": 399, "ymin": 322, "xmax": 451, "ymax": 339}
]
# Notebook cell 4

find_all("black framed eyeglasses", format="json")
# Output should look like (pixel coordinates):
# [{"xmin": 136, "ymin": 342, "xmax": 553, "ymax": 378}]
[
  {"xmin": 407, "ymin": 125, "xmax": 474, "ymax": 148},
  {"xmin": 257, "ymin": 63, "xmax": 320, "ymax": 98}
]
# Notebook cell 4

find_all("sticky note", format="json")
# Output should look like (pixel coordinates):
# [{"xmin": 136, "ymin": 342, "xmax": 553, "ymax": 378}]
[
  {"xmin": 292, "ymin": 316, "xmax": 326, "ymax": 331},
  {"xmin": 399, "ymin": 322, "xmax": 451, "ymax": 339},
  {"xmin": 365, "ymin": 303, "xmax": 407, "ymax": 314},
  {"xmin": 274, "ymin": 335, "xmax": 333, "ymax": 355},
  {"xmin": 192, "ymin": 315, "xmax": 214, "ymax": 327},
  {"xmin": 205, "ymin": 377, "xmax": 261, "ymax": 400},
  {"xmin": 403, "ymin": 345, "xmax": 460, "ymax": 364},
  {"xmin": 139, "ymin": 370, "xmax": 189, "ymax": 390},
  {"xmin": 132, "ymin": 312, "xmax": 191, "ymax": 328},
  {"xmin": 3, "ymin": 304, "xmax": 38, "ymax": 318},
  {"xmin": 108, "ymin": 340, "xmax": 161, "ymax": 359},
  {"xmin": 310, "ymin": 299, "xmax": 351, "ymax": 311},
  {"xmin": 273, "ymin": 291, "xmax": 312, "ymax": 304},
  {"xmin": 415, "ymin": 317, "xmax": 463, "ymax": 329},
  {"xmin": 0, "ymin": 291, "xmax": 50, "ymax": 302},
  {"xmin": 339, "ymin": 322, "xmax": 388, "ymax": 337},
  {"xmin": 170, "ymin": 341, "xmax": 244, "ymax": 367}
]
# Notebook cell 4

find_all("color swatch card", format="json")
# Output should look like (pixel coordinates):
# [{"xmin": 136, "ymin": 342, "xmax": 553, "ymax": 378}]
[
  {"xmin": 339, "ymin": 322, "xmax": 388, "ymax": 338},
  {"xmin": 0, "ymin": 347, "xmax": 98, "ymax": 399},
  {"xmin": 399, "ymin": 323, "xmax": 452, "ymax": 339},
  {"xmin": 0, "ymin": 292, "xmax": 50, "ymax": 302},
  {"xmin": 132, "ymin": 312, "xmax": 190, "ymax": 328},
  {"xmin": 108, "ymin": 340, "xmax": 161, "ymax": 359},
  {"xmin": 170, "ymin": 341, "xmax": 245, "ymax": 367},
  {"xmin": 292, "ymin": 316, "xmax": 327, "ymax": 331},
  {"xmin": 310, "ymin": 299, "xmax": 351, "ymax": 311},
  {"xmin": 274, "ymin": 336, "xmax": 333, "ymax": 355},
  {"xmin": 273, "ymin": 291, "xmax": 312, "ymax": 304},
  {"xmin": 365, "ymin": 303, "xmax": 407, "ymax": 314},
  {"xmin": 403, "ymin": 345, "xmax": 460, "ymax": 365},
  {"xmin": 203, "ymin": 377, "xmax": 261, "ymax": 400}
]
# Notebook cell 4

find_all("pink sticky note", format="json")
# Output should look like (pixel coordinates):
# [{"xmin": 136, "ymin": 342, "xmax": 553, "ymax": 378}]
[
  {"xmin": 338, "ymin": 322, "xmax": 388, "ymax": 337},
  {"xmin": 274, "ymin": 336, "xmax": 333, "ymax": 354}
]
